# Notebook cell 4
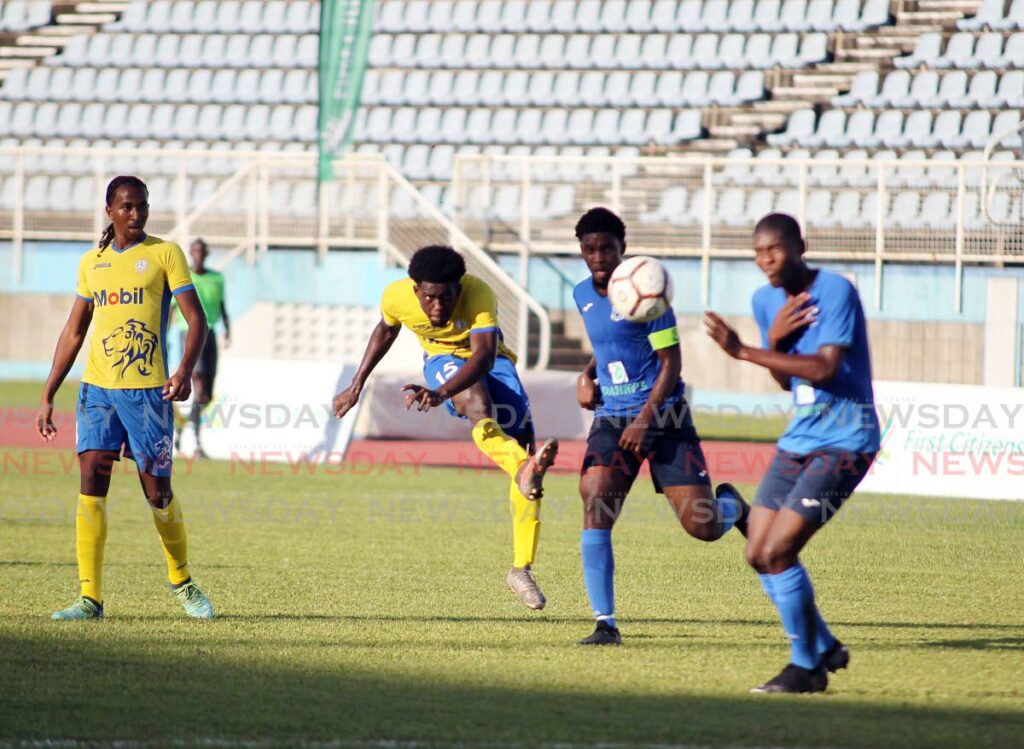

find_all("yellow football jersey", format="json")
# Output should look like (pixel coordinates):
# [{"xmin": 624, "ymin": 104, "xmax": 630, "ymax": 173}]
[
  {"xmin": 75, "ymin": 234, "xmax": 195, "ymax": 389},
  {"xmin": 380, "ymin": 274, "xmax": 517, "ymax": 363}
]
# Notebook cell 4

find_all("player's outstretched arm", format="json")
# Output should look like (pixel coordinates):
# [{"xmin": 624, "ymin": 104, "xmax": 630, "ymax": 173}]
[
  {"xmin": 165, "ymin": 289, "xmax": 209, "ymax": 402},
  {"xmin": 703, "ymin": 311, "xmax": 845, "ymax": 385},
  {"xmin": 619, "ymin": 345, "xmax": 681, "ymax": 454},
  {"xmin": 37, "ymin": 297, "xmax": 94, "ymax": 441},
  {"xmin": 333, "ymin": 318, "xmax": 401, "ymax": 419}
]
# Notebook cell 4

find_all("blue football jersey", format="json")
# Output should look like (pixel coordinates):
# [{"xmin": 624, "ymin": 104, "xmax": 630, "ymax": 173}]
[
  {"xmin": 574, "ymin": 277, "xmax": 684, "ymax": 418},
  {"xmin": 752, "ymin": 270, "xmax": 881, "ymax": 454}
]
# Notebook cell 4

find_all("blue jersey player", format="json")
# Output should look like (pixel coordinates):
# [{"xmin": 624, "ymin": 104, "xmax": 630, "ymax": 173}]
[
  {"xmin": 573, "ymin": 207, "xmax": 750, "ymax": 646},
  {"xmin": 704, "ymin": 213, "xmax": 880, "ymax": 693}
]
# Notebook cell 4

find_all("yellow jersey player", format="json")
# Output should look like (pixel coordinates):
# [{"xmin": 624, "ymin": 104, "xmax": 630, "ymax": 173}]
[
  {"xmin": 36, "ymin": 176, "xmax": 214, "ymax": 621},
  {"xmin": 333, "ymin": 245, "xmax": 558, "ymax": 609}
]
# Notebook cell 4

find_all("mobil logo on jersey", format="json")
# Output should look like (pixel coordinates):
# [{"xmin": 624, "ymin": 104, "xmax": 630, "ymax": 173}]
[{"xmin": 93, "ymin": 286, "xmax": 144, "ymax": 306}]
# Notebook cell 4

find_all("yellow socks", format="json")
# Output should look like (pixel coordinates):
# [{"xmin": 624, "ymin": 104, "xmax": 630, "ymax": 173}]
[
  {"xmin": 472, "ymin": 419, "xmax": 540, "ymax": 567},
  {"xmin": 75, "ymin": 493, "xmax": 191, "ymax": 598},
  {"xmin": 510, "ymin": 484, "xmax": 541, "ymax": 568},
  {"xmin": 76, "ymin": 494, "xmax": 107, "ymax": 603},
  {"xmin": 151, "ymin": 496, "xmax": 190, "ymax": 585},
  {"xmin": 471, "ymin": 418, "xmax": 529, "ymax": 477}
]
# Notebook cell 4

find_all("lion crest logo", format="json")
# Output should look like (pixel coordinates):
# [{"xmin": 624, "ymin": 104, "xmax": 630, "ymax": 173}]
[
  {"xmin": 153, "ymin": 435, "xmax": 173, "ymax": 470},
  {"xmin": 102, "ymin": 319, "xmax": 159, "ymax": 378}
]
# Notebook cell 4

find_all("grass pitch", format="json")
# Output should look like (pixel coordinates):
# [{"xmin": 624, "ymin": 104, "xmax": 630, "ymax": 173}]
[{"xmin": 1, "ymin": 447, "xmax": 1023, "ymax": 749}]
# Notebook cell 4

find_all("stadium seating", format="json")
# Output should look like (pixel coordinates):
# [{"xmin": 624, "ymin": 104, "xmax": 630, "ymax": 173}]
[
  {"xmin": 0, "ymin": 0, "xmax": 894, "ymax": 177},
  {"xmin": 0, "ymin": 1, "xmax": 51, "ymax": 32},
  {"xmin": 771, "ymin": 104, "xmax": 1022, "ymax": 150},
  {"xmin": 0, "ymin": 0, "xmax": 1020, "ymax": 237},
  {"xmin": 777, "ymin": 2, "xmax": 1024, "ymax": 163}
]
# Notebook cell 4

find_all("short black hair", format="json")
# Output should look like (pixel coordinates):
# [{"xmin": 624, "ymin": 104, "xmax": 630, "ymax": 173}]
[
  {"xmin": 754, "ymin": 213, "xmax": 803, "ymax": 250},
  {"xmin": 408, "ymin": 245, "xmax": 466, "ymax": 284},
  {"xmin": 575, "ymin": 207, "xmax": 625, "ymax": 242}
]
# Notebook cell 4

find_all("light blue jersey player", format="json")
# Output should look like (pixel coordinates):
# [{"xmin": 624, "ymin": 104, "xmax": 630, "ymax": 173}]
[
  {"xmin": 705, "ymin": 212, "xmax": 880, "ymax": 694},
  {"xmin": 572, "ymin": 207, "xmax": 750, "ymax": 647}
]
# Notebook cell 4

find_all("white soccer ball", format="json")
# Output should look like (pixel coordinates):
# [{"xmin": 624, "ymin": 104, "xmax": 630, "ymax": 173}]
[{"xmin": 607, "ymin": 256, "xmax": 674, "ymax": 323}]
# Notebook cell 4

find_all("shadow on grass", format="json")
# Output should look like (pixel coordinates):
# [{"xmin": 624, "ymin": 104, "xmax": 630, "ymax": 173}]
[
  {"xmin": 221, "ymin": 613, "xmax": 779, "ymax": 627},
  {"xmin": 924, "ymin": 636, "xmax": 1024, "ymax": 651},
  {"xmin": 2, "ymin": 632, "xmax": 1022, "ymax": 748},
  {"xmin": 222, "ymin": 614, "xmax": 1024, "ymax": 634},
  {"xmin": 0, "ymin": 560, "xmax": 250, "ymax": 569}
]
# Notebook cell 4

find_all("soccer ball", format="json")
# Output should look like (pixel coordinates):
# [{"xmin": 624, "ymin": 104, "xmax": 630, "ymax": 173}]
[{"xmin": 607, "ymin": 256, "xmax": 674, "ymax": 323}]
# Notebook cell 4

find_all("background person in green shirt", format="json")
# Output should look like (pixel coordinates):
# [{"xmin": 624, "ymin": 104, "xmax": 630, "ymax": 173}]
[{"xmin": 173, "ymin": 239, "xmax": 230, "ymax": 458}]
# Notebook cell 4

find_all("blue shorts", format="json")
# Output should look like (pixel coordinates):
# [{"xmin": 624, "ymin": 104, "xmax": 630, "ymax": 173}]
[
  {"xmin": 423, "ymin": 354, "xmax": 534, "ymax": 441},
  {"xmin": 76, "ymin": 383, "xmax": 175, "ymax": 476},
  {"xmin": 755, "ymin": 449, "xmax": 876, "ymax": 526},
  {"xmin": 581, "ymin": 399, "xmax": 711, "ymax": 494}
]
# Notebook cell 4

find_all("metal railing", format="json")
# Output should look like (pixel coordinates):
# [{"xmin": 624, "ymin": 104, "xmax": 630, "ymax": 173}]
[
  {"xmin": 0, "ymin": 145, "xmax": 551, "ymax": 368},
  {"xmin": 451, "ymin": 151, "xmax": 1024, "ymax": 312}
]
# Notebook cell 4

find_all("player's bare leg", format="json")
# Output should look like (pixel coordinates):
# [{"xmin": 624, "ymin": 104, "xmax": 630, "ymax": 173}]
[{"xmin": 664, "ymin": 483, "xmax": 750, "ymax": 541}]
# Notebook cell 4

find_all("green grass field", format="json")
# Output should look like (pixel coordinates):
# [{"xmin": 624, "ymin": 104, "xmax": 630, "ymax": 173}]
[{"xmin": 2, "ymin": 448, "xmax": 1023, "ymax": 748}]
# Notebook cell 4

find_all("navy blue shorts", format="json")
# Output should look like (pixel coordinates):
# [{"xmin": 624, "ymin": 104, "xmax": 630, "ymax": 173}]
[
  {"xmin": 581, "ymin": 399, "xmax": 711, "ymax": 494},
  {"xmin": 423, "ymin": 353, "xmax": 534, "ymax": 442},
  {"xmin": 76, "ymin": 382, "xmax": 175, "ymax": 476},
  {"xmin": 754, "ymin": 449, "xmax": 876, "ymax": 526}
]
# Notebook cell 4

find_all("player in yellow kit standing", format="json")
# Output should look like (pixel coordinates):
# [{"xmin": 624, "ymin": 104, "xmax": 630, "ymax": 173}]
[
  {"xmin": 333, "ymin": 245, "xmax": 559, "ymax": 609},
  {"xmin": 36, "ymin": 176, "xmax": 214, "ymax": 620}
]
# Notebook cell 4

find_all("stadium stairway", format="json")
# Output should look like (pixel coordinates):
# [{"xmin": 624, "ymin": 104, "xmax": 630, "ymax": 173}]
[
  {"xmin": 530, "ymin": 317, "xmax": 592, "ymax": 370},
  {"xmin": 0, "ymin": 2, "xmax": 130, "ymax": 81},
  {"xmin": 696, "ymin": 0, "xmax": 983, "ymax": 152}
]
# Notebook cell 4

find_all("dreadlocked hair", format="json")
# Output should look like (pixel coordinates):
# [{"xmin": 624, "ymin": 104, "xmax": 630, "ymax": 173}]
[{"xmin": 98, "ymin": 176, "xmax": 148, "ymax": 253}]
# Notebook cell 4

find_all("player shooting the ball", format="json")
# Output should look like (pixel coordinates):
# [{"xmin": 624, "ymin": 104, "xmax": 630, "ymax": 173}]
[{"xmin": 332, "ymin": 245, "xmax": 558, "ymax": 610}]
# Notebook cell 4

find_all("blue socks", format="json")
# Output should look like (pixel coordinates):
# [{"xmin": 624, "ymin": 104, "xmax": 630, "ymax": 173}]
[
  {"xmin": 716, "ymin": 488, "xmax": 743, "ymax": 535},
  {"xmin": 760, "ymin": 564, "xmax": 835, "ymax": 670},
  {"xmin": 581, "ymin": 529, "xmax": 615, "ymax": 628}
]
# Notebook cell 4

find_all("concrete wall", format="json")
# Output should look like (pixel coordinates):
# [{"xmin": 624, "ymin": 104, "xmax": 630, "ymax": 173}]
[{"xmin": 0, "ymin": 293, "xmax": 88, "ymax": 378}]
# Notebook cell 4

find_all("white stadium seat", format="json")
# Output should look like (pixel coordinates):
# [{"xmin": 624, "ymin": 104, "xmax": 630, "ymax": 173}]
[{"xmin": 0, "ymin": 0, "xmax": 1019, "ymax": 227}]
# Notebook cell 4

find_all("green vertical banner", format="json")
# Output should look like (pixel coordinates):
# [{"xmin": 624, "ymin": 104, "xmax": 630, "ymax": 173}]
[{"xmin": 318, "ymin": 0, "xmax": 375, "ymax": 181}]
